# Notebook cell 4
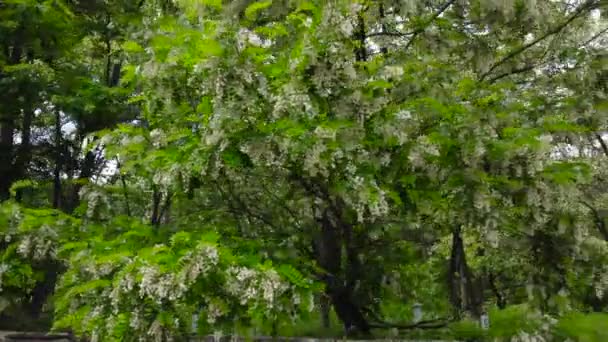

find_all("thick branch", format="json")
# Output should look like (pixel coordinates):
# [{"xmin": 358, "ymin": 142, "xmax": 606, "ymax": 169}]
[{"xmin": 581, "ymin": 200, "xmax": 608, "ymax": 241}]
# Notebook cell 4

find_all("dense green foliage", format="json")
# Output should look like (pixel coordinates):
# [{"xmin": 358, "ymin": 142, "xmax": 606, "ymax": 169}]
[{"xmin": 0, "ymin": 0, "xmax": 607, "ymax": 341}]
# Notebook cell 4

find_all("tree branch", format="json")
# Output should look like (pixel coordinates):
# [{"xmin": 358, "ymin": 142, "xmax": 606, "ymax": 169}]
[
  {"xmin": 480, "ymin": 0, "xmax": 602, "ymax": 81},
  {"xmin": 581, "ymin": 200, "xmax": 608, "ymax": 241},
  {"xmin": 366, "ymin": 30, "xmax": 413, "ymax": 38},
  {"xmin": 584, "ymin": 26, "xmax": 608, "ymax": 49},
  {"xmin": 404, "ymin": 0, "xmax": 457, "ymax": 51},
  {"xmin": 595, "ymin": 133, "xmax": 608, "ymax": 157},
  {"xmin": 487, "ymin": 64, "xmax": 538, "ymax": 83},
  {"xmin": 487, "ymin": 25, "xmax": 608, "ymax": 83}
]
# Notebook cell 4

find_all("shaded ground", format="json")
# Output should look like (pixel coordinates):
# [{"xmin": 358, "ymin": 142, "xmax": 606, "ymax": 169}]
[{"xmin": 0, "ymin": 332, "xmax": 72, "ymax": 342}]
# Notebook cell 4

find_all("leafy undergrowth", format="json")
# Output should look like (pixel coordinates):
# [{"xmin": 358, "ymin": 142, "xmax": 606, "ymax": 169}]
[{"xmin": 553, "ymin": 312, "xmax": 608, "ymax": 342}]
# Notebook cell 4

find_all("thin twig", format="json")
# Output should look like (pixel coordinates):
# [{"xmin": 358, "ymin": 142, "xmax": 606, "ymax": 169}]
[{"xmin": 366, "ymin": 30, "xmax": 413, "ymax": 38}]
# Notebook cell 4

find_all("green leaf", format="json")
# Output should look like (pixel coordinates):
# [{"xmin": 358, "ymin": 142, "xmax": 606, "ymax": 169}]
[
  {"xmin": 245, "ymin": 0, "xmax": 273, "ymax": 21},
  {"xmin": 123, "ymin": 40, "xmax": 144, "ymax": 53},
  {"xmin": 202, "ymin": 0, "xmax": 222, "ymax": 10}
]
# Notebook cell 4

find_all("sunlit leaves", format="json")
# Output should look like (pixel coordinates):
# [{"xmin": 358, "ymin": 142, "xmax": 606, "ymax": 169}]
[{"xmin": 245, "ymin": 0, "xmax": 273, "ymax": 21}]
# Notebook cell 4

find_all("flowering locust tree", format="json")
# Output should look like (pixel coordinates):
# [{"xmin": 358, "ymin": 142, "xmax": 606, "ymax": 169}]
[
  {"xmin": 0, "ymin": 0, "xmax": 607, "ymax": 340},
  {"xmin": 93, "ymin": 0, "xmax": 607, "ymax": 335}
]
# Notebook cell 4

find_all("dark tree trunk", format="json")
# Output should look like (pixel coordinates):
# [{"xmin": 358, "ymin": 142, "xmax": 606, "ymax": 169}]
[
  {"xmin": 488, "ymin": 272, "xmax": 506, "ymax": 309},
  {"xmin": 319, "ymin": 294, "xmax": 331, "ymax": 329},
  {"xmin": 315, "ymin": 209, "xmax": 370, "ymax": 336},
  {"xmin": 297, "ymin": 176, "xmax": 370, "ymax": 335},
  {"xmin": 29, "ymin": 260, "xmax": 63, "ymax": 319},
  {"xmin": 150, "ymin": 187, "xmax": 162, "ymax": 226},
  {"xmin": 0, "ymin": 118, "xmax": 14, "ymax": 201},
  {"xmin": 326, "ymin": 278, "xmax": 371, "ymax": 337},
  {"xmin": 448, "ymin": 226, "xmax": 484, "ymax": 318},
  {"xmin": 0, "ymin": 42, "xmax": 23, "ymax": 201},
  {"xmin": 13, "ymin": 107, "xmax": 33, "ymax": 201}
]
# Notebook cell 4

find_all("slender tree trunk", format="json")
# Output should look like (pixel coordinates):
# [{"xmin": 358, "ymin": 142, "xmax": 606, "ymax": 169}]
[
  {"xmin": 13, "ymin": 106, "xmax": 33, "ymax": 201},
  {"xmin": 0, "ymin": 118, "xmax": 14, "ymax": 201},
  {"xmin": 150, "ymin": 187, "xmax": 162, "ymax": 226},
  {"xmin": 53, "ymin": 110, "xmax": 62, "ymax": 209}
]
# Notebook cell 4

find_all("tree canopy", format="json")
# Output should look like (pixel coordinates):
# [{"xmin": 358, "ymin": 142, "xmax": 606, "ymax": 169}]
[{"xmin": 0, "ymin": 0, "xmax": 607, "ymax": 341}]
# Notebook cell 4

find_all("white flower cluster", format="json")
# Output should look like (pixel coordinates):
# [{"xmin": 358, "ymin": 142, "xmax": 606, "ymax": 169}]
[
  {"xmin": 105, "ymin": 243, "xmax": 223, "ymax": 320},
  {"xmin": 16, "ymin": 225, "xmax": 58, "ymax": 261},
  {"xmin": 408, "ymin": 135, "xmax": 440, "ymax": 169},
  {"xmin": 225, "ymin": 266, "xmax": 289, "ymax": 309},
  {"xmin": 177, "ymin": 244, "xmax": 220, "ymax": 287},
  {"xmin": 64, "ymin": 233, "xmax": 310, "ymax": 342},
  {"xmin": 150, "ymin": 129, "xmax": 167, "ymax": 148},
  {"xmin": 139, "ymin": 265, "xmax": 179, "ymax": 301},
  {"xmin": 136, "ymin": 245, "xmax": 221, "ymax": 304},
  {"xmin": 509, "ymin": 331, "xmax": 547, "ymax": 342},
  {"xmin": 377, "ymin": 119, "xmax": 410, "ymax": 146},
  {"xmin": 240, "ymin": 140, "xmax": 286, "ymax": 169},
  {"xmin": 152, "ymin": 165, "xmax": 181, "ymax": 188},
  {"xmin": 343, "ymin": 177, "xmax": 390, "ymax": 223},
  {"xmin": 303, "ymin": 142, "xmax": 329, "ymax": 177},
  {"xmin": 79, "ymin": 187, "xmax": 110, "ymax": 218},
  {"xmin": 206, "ymin": 301, "xmax": 224, "ymax": 324},
  {"xmin": 594, "ymin": 267, "xmax": 608, "ymax": 299},
  {"xmin": 271, "ymin": 81, "xmax": 315, "ymax": 119}
]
